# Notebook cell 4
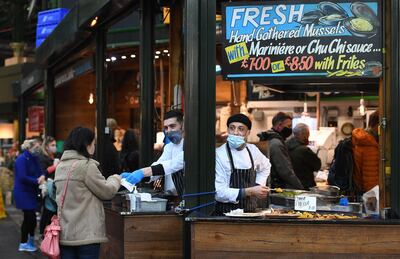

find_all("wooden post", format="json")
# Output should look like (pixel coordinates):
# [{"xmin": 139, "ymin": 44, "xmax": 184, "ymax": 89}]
[
  {"xmin": 316, "ymin": 93, "xmax": 321, "ymax": 129},
  {"xmin": 95, "ymin": 28, "xmax": 106, "ymax": 166},
  {"xmin": 169, "ymin": 0, "xmax": 183, "ymax": 109},
  {"xmin": 139, "ymin": 0, "xmax": 155, "ymax": 167},
  {"xmin": 44, "ymin": 69, "xmax": 55, "ymax": 137}
]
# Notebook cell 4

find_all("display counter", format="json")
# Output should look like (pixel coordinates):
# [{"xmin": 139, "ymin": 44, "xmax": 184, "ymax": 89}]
[
  {"xmin": 187, "ymin": 216, "xmax": 400, "ymax": 258},
  {"xmin": 100, "ymin": 204, "xmax": 183, "ymax": 259}
]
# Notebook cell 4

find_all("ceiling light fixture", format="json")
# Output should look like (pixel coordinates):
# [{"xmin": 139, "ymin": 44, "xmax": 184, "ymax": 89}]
[
  {"xmin": 155, "ymin": 55, "xmax": 159, "ymax": 59},
  {"xmin": 130, "ymin": 54, "xmax": 136, "ymax": 58},
  {"xmin": 111, "ymin": 56, "xmax": 117, "ymax": 62},
  {"xmin": 106, "ymin": 58, "xmax": 111, "ymax": 62},
  {"xmin": 155, "ymin": 50, "xmax": 161, "ymax": 55},
  {"xmin": 88, "ymin": 93, "xmax": 94, "ymax": 104},
  {"xmin": 163, "ymin": 49, "xmax": 169, "ymax": 53},
  {"xmin": 121, "ymin": 55, "xmax": 127, "ymax": 59}
]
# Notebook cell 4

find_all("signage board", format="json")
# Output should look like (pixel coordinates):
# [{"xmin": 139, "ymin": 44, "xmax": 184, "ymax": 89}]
[
  {"xmin": 295, "ymin": 195, "xmax": 317, "ymax": 212},
  {"xmin": 28, "ymin": 106, "xmax": 44, "ymax": 132},
  {"xmin": 222, "ymin": 1, "xmax": 382, "ymax": 80}
]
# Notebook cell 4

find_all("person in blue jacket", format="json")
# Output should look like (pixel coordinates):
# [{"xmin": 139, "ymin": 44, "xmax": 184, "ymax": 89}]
[{"xmin": 13, "ymin": 138, "xmax": 46, "ymax": 252}]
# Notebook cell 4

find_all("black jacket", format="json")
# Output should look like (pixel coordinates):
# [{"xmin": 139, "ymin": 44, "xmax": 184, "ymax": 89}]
[
  {"xmin": 102, "ymin": 135, "xmax": 121, "ymax": 178},
  {"xmin": 286, "ymin": 137, "xmax": 321, "ymax": 190},
  {"xmin": 120, "ymin": 151, "xmax": 140, "ymax": 172},
  {"xmin": 259, "ymin": 129, "xmax": 303, "ymax": 189}
]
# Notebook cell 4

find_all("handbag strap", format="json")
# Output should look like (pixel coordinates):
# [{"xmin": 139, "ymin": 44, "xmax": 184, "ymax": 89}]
[{"xmin": 58, "ymin": 161, "xmax": 78, "ymax": 218}]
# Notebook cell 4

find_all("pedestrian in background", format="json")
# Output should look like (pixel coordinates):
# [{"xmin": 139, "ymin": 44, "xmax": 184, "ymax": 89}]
[
  {"xmin": 101, "ymin": 118, "xmax": 121, "ymax": 178},
  {"xmin": 286, "ymin": 123, "xmax": 321, "ymax": 190},
  {"xmin": 119, "ymin": 129, "xmax": 140, "ymax": 173},
  {"xmin": 55, "ymin": 127, "xmax": 121, "ymax": 258},
  {"xmin": 14, "ymin": 139, "xmax": 45, "ymax": 252},
  {"xmin": 36, "ymin": 136, "xmax": 60, "ymax": 238},
  {"xmin": 352, "ymin": 110, "xmax": 380, "ymax": 192},
  {"xmin": 258, "ymin": 112, "xmax": 304, "ymax": 189}
]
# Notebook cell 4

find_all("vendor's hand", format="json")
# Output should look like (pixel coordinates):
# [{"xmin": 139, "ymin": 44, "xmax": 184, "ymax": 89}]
[
  {"xmin": 125, "ymin": 169, "xmax": 145, "ymax": 185},
  {"xmin": 247, "ymin": 185, "xmax": 269, "ymax": 199},
  {"xmin": 37, "ymin": 175, "xmax": 45, "ymax": 185},
  {"xmin": 120, "ymin": 172, "xmax": 131, "ymax": 179}
]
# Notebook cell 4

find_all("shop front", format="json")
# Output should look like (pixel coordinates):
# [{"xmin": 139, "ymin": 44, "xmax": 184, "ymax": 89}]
[{"xmin": 185, "ymin": 0, "xmax": 400, "ymax": 257}]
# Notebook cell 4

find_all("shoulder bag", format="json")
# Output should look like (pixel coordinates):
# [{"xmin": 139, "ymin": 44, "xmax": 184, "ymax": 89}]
[{"xmin": 40, "ymin": 161, "xmax": 77, "ymax": 259}]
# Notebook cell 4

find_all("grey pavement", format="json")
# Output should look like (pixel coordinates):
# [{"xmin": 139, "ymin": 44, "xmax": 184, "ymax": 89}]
[{"xmin": 0, "ymin": 205, "xmax": 46, "ymax": 259}]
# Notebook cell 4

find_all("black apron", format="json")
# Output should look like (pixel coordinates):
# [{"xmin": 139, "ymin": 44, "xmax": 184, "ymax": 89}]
[
  {"xmin": 215, "ymin": 144, "xmax": 257, "ymax": 216},
  {"xmin": 171, "ymin": 169, "xmax": 185, "ymax": 197}
]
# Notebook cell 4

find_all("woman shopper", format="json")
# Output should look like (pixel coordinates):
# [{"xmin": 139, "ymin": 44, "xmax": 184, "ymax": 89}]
[
  {"xmin": 54, "ymin": 127, "xmax": 121, "ymax": 258},
  {"xmin": 119, "ymin": 129, "xmax": 140, "ymax": 172},
  {"xmin": 37, "ymin": 136, "xmax": 59, "ymax": 238},
  {"xmin": 14, "ymin": 139, "xmax": 46, "ymax": 252}
]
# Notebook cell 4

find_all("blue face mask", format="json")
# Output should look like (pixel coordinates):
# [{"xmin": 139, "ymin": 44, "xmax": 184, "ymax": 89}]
[
  {"xmin": 227, "ymin": 134, "xmax": 246, "ymax": 149},
  {"xmin": 163, "ymin": 130, "xmax": 171, "ymax": 144},
  {"xmin": 165, "ymin": 130, "xmax": 183, "ymax": 144}
]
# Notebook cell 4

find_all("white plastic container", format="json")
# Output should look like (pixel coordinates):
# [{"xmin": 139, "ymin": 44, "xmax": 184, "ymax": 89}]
[{"xmin": 137, "ymin": 197, "xmax": 168, "ymax": 212}]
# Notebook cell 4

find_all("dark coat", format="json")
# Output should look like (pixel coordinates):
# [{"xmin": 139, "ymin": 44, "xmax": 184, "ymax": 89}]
[
  {"xmin": 13, "ymin": 150, "xmax": 45, "ymax": 210},
  {"xmin": 260, "ymin": 129, "xmax": 303, "ymax": 189},
  {"xmin": 101, "ymin": 135, "xmax": 121, "ymax": 178},
  {"xmin": 36, "ymin": 152, "xmax": 54, "ymax": 178},
  {"xmin": 286, "ymin": 137, "xmax": 321, "ymax": 190},
  {"xmin": 120, "ymin": 151, "xmax": 139, "ymax": 172}
]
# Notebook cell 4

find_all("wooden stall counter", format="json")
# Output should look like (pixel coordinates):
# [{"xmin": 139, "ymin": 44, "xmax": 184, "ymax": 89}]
[
  {"xmin": 187, "ymin": 216, "xmax": 400, "ymax": 258},
  {"xmin": 100, "ymin": 205, "xmax": 183, "ymax": 259}
]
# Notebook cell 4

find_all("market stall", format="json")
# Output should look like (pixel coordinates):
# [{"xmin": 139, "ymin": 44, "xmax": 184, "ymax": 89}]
[
  {"xmin": 188, "ymin": 216, "xmax": 400, "ymax": 257},
  {"xmin": 100, "ymin": 195, "xmax": 183, "ymax": 259}
]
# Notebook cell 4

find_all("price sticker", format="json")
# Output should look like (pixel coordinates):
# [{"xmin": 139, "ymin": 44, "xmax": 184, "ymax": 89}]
[{"xmin": 295, "ymin": 195, "xmax": 317, "ymax": 212}]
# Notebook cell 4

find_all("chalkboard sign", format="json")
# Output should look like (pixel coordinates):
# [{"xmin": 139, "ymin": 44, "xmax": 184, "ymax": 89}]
[{"xmin": 222, "ymin": 1, "xmax": 382, "ymax": 80}]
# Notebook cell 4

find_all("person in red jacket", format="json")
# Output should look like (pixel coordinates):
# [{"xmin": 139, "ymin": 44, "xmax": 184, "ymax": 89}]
[{"xmin": 352, "ymin": 110, "xmax": 379, "ymax": 192}]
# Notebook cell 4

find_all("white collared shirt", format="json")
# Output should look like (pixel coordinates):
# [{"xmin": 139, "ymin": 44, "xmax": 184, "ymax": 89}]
[
  {"xmin": 151, "ymin": 140, "xmax": 184, "ymax": 194},
  {"xmin": 215, "ymin": 143, "xmax": 271, "ymax": 203}
]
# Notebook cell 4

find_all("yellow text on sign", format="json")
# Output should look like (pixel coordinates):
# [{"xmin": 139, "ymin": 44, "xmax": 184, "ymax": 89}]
[
  {"xmin": 225, "ymin": 42, "xmax": 249, "ymax": 64},
  {"xmin": 271, "ymin": 60, "xmax": 285, "ymax": 73}
]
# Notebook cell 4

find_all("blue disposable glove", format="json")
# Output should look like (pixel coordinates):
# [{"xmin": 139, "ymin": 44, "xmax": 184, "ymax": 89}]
[
  {"xmin": 125, "ymin": 169, "xmax": 145, "ymax": 185},
  {"xmin": 120, "ymin": 172, "xmax": 131, "ymax": 179}
]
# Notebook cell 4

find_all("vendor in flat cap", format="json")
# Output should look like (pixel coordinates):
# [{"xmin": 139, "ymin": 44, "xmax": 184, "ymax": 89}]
[{"xmin": 214, "ymin": 113, "xmax": 271, "ymax": 215}]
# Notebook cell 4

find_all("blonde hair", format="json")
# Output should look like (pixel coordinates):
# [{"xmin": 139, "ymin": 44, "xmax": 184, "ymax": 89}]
[{"xmin": 21, "ymin": 139, "xmax": 39, "ymax": 151}]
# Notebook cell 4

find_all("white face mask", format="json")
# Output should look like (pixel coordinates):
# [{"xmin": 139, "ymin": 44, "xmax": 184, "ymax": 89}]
[
  {"xmin": 227, "ymin": 134, "xmax": 246, "ymax": 149},
  {"xmin": 48, "ymin": 146, "xmax": 57, "ymax": 154}
]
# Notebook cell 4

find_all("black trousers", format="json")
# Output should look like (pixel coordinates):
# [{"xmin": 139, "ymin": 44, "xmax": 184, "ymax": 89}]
[
  {"xmin": 21, "ymin": 210, "xmax": 36, "ymax": 243},
  {"xmin": 39, "ymin": 207, "xmax": 56, "ymax": 235}
]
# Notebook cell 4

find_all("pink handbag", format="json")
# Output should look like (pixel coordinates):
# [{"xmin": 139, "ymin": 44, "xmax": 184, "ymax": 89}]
[{"xmin": 40, "ymin": 161, "xmax": 77, "ymax": 259}]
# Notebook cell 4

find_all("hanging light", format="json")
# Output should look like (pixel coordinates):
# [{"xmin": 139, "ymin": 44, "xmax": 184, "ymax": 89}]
[
  {"xmin": 88, "ymin": 93, "xmax": 94, "ymax": 104},
  {"xmin": 90, "ymin": 17, "xmax": 98, "ymax": 27},
  {"xmin": 359, "ymin": 91, "xmax": 365, "ymax": 116}
]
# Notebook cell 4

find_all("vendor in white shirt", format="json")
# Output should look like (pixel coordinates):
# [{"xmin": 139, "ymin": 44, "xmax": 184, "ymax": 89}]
[
  {"xmin": 215, "ymin": 113, "xmax": 271, "ymax": 215},
  {"xmin": 121, "ymin": 110, "xmax": 184, "ymax": 196}
]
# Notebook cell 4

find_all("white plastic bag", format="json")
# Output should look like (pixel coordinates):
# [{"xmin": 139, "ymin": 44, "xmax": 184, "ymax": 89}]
[{"xmin": 362, "ymin": 185, "xmax": 379, "ymax": 217}]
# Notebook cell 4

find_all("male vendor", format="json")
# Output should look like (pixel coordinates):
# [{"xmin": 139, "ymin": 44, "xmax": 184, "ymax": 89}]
[
  {"xmin": 215, "ymin": 113, "xmax": 271, "ymax": 215},
  {"xmin": 121, "ymin": 109, "xmax": 184, "ymax": 196}
]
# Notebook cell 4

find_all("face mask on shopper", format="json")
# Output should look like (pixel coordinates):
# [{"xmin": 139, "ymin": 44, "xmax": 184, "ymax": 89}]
[
  {"xmin": 280, "ymin": 127, "xmax": 292, "ymax": 139},
  {"xmin": 48, "ymin": 146, "xmax": 57, "ymax": 154},
  {"xmin": 227, "ymin": 134, "xmax": 246, "ymax": 149}
]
